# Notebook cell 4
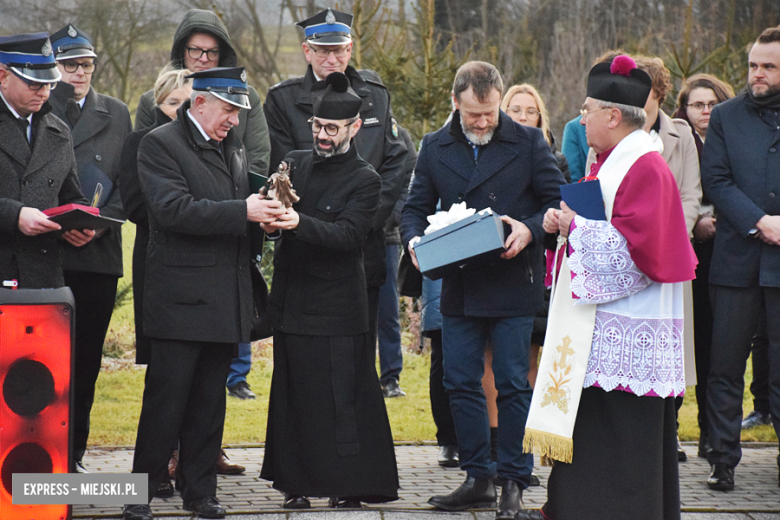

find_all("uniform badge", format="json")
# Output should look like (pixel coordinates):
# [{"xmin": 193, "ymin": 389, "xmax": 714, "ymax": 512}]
[
  {"xmin": 326, "ymin": 9, "xmax": 336, "ymax": 24},
  {"xmin": 391, "ymin": 118, "xmax": 399, "ymax": 138},
  {"xmin": 68, "ymin": 25, "xmax": 78, "ymax": 38},
  {"xmin": 41, "ymin": 40, "xmax": 52, "ymax": 57},
  {"xmin": 240, "ymin": 70, "xmax": 247, "ymax": 83}
]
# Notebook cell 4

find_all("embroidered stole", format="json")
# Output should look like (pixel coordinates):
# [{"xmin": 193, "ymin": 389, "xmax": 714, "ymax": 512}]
[{"xmin": 523, "ymin": 130, "xmax": 659, "ymax": 463}]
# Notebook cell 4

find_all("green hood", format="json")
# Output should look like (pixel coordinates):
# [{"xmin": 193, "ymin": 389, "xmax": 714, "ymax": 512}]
[{"xmin": 170, "ymin": 9, "xmax": 237, "ymax": 69}]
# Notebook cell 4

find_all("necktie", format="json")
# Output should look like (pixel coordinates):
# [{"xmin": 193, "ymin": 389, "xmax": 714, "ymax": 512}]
[
  {"xmin": 16, "ymin": 117, "xmax": 30, "ymax": 146},
  {"xmin": 66, "ymin": 98, "xmax": 81, "ymax": 127}
]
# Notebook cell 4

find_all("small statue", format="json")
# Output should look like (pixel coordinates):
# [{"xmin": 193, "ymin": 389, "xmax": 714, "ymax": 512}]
[{"xmin": 261, "ymin": 160, "xmax": 300, "ymax": 208}]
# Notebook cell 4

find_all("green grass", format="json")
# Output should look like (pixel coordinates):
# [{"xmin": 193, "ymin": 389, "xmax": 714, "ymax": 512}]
[{"xmin": 90, "ymin": 224, "xmax": 777, "ymax": 447}]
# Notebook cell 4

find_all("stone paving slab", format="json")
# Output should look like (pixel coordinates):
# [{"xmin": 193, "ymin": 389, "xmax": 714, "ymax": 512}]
[{"xmin": 73, "ymin": 444, "xmax": 780, "ymax": 518}]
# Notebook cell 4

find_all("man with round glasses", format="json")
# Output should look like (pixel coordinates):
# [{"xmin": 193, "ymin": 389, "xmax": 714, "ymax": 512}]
[
  {"xmin": 264, "ymin": 7, "xmax": 409, "ymax": 398},
  {"xmin": 48, "ymin": 23, "xmax": 132, "ymax": 474},
  {"xmin": 260, "ymin": 71, "xmax": 398, "ymax": 509},
  {"xmin": 0, "ymin": 32, "xmax": 94, "ymax": 290}
]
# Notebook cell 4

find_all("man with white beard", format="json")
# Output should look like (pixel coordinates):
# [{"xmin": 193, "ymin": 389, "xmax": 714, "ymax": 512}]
[{"xmin": 401, "ymin": 61, "xmax": 565, "ymax": 519}]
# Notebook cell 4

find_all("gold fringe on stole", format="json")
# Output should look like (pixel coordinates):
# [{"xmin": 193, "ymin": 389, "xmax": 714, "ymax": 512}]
[{"xmin": 523, "ymin": 428, "xmax": 573, "ymax": 464}]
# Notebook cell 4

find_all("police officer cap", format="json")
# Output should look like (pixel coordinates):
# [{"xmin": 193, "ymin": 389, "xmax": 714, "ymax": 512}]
[
  {"xmin": 296, "ymin": 8, "xmax": 353, "ymax": 46},
  {"xmin": 0, "ymin": 32, "xmax": 61, "ymax": 83},
  {"xmin": 312, "ymin": 72, "xmax": 361, "ymax": 120},
  {"xmin": 187, "ymin": 67, "xmax": 251, "ymax": 110},
  {"xmin": 587, "ymin": 55, "xmax": 652, "ymax": 108},
  {"xmin": 51, "ymin": 24, "xmax": 97, "ymax": 60}
]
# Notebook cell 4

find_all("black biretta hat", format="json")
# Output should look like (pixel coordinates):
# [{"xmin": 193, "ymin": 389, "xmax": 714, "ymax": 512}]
[
  {"xmin": 312, "ymin": 72, "xmax": 361, "ymax": 120},
  {"xmin": 0, "ymin": 32, "xmax": 61, "ymax": 83},
  {"xmin": 51, "ymin": 24, "xmax": 97, "ymax": 60},
  {"xmin": 587, "ymin": 55, "xmax": 652, "ymax": 108},
  {"xmin": 296, "ymin": 8, "xmax": 353, "ymax": 46},
  {"xmin": 187, "ymin": 67, "xmax": 251, "ymax": 109}
]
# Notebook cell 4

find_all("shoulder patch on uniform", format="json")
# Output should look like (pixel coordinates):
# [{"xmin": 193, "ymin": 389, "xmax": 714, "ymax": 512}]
[{"xmin": 391, "ymin": 117, "xmax": 399, "ymax": 138}]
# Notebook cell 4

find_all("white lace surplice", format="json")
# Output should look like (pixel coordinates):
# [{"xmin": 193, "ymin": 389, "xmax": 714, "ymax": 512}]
[{"xmin": 568, "ymin": 216, "xmax": 686, "ymax": 398}]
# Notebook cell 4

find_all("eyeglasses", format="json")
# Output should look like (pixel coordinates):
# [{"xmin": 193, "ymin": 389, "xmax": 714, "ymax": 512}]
[
  {"xmin": 580, "ymin": 107, "xmax": 610, "ymax": 119},
  {"xmin": 507, "ymin": 106, "xmax": 540, "ymax": 118},
  {"xmin": 307, "ymin": 45, "xmax": 350, "ymax": 59},
  {"xmin": 61, "ymin": 61, "xmax": 96, "ymax": 74},
  {"xmin": 308, "ymin": 117, "xmax": 355, "ymax": 136},
  {"xmin": 186, "ymin": 46, "xmax": 220, "ymax": 61},
  {"xmin": 20, "ymin": 77, "xmax": 57, "ymax": 91},
  {"xmin": 687, "ymin": 102, "xmax": 718, "ymax": 111}
]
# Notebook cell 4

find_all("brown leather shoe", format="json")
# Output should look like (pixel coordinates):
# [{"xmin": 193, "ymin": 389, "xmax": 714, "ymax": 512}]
[
  {"xmin": 168, "ymin": 450, "xmax": 178, "ymax": 480},
  {"xmin": 214, "ymin": 449, "xmax": 245, "ymax": 475}
]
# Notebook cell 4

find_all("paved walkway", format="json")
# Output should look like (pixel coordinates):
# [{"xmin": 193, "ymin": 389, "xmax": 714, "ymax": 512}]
[{"xmin": 75, "ymin": 443, "xmax": 780, "ymax": 519}]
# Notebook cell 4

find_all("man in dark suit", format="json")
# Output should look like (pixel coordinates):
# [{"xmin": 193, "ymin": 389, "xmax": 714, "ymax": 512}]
[
  {"xmin": 701, "ymin": 26, "xmax": 780, "ymax": 491},
  {"xmin": 48, "ymin": 24, "xmax": 132, "ymax": 473},
  {"xmin": 0, "ymin": 32, "xmax": 93, "ymax": 289},
  {"xmin": 263, "ymin": 9, "xmax": 408, "ymax": 384},
  {"xmin": 123, "ymin": 67, "xmax": 284, "ymax": 520},
  {"xmin": 400, "ymin": 61, "xmax": 565, "ymax": 519},
  {"xmin": 260, "ymin": 71, "xmax": 398, "ymax": 509}
]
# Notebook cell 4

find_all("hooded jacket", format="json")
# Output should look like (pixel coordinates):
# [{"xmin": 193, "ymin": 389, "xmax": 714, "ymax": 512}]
[{"xmin": 133, "ymin": 9, "xmax": 270, "ymax": 175}]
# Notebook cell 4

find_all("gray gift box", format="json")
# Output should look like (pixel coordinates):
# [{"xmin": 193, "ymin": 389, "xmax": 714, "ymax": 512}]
[{"xmin": 415, "ymin": 208, "xmax": 508, "ymax": 280}]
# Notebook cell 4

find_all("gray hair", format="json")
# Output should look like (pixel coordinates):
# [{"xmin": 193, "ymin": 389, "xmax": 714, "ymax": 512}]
[
  {"xmin": 596, "ymin": 100, "xmax": 647, "ymax": 130},
  {"xmin": 453, "ymin": 61, "xmax": 503, "ymax": 103},
  {"xmin": 190, "ymin": 90, "xmax": 218, "ymax": 104}
]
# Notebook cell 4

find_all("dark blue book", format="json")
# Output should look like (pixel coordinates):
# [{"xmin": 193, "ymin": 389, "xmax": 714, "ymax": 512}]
[{"xmin": 560, "ymin": 180, "xmax": 606, "ymax": 220}]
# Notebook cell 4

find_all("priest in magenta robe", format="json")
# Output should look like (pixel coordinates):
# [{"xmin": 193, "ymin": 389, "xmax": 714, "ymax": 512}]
[{"xmin": 519, "ymin": 56, "xmax": 697, "ymax": 520}]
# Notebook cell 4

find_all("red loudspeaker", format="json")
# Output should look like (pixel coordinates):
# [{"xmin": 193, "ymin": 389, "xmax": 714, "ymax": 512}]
[{"xmin": 0, "ymin": 288, "xmax": 74, "ymax": 520}]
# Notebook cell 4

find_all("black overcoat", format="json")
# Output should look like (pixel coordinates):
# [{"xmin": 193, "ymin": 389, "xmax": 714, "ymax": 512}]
[
  {"xmin": 137, "ymin": 101, "xmax": 254, "ymax": 344},
  {"xmin": 267, "ymin": 144, "xmax": 381, "ymax": 336},
  {"xmin": 0, "ymin": 101, "xmax": 87, "ymax": 288},
  {"xmin": 49, "ymin": 84, "xmax": 132, "ymax": 276},
  {"xmin": 400, "ymin": 111, "xmax": 566, "ymax": 317}
]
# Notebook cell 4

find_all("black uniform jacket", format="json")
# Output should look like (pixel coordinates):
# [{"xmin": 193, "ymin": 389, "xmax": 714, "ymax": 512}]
[
  {"xmin": 0, "ymin": 100, "xmax": 87, "ymax": 288},
  {"xmin": 50, "ymin": 84, "xmax": 132, "ymax": 276},
  {"xmin": 137, "ymin": 101, "xmax": 255, "ymax": 344},
  {"xmin": 267, "ymin": 144, "xmax": 381, "ymax": 336},
  {"xmin": 264, "ymin": 65, "xmax": 407, "ymax": 286}
]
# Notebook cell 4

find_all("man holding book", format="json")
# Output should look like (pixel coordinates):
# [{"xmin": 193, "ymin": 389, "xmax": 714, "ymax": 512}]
[{"xmin": 0, "ymin": 32, "xmax": 93, "ymax": 290}]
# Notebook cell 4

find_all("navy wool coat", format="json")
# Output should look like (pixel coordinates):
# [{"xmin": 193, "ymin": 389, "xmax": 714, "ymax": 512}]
[
  {"xmin": 400, "ymin": 110, "xmax": 565, "ymax": 317},
  {"xmin": 701, "ymin": 92, "xmax": 780, "ymax": 288}
]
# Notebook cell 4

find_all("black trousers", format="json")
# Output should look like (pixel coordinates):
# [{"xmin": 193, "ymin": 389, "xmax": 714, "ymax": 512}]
[
  {"xmin": 367, "ymin": 286, "xmax": 380, "ymax": 371},
  {"xmin": 132, "ymin": 339, "xmax": 234, "ymax": 503},
  {"xmin": 707, "ymin": 285, "xmax": 780, "ymax": 468},
  {"xmin": 750, "ymin": 312, "xmax": 771, "ymax": 414},
  {"xmin": 64, "ymin": 271, "xmax": 119, "ymax": 462},
  {"xmin": 691, "ymin": 240, "xmax": 714, "ymax": 435},
  {"xmin": 428, "ymin": 330, "xmax": 457, "ymax": 446}
]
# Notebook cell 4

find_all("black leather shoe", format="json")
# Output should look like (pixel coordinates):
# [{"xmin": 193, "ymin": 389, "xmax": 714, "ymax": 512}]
[
  {"xmin": 707, "ymin": 463, "xmax": 734, "ymax": 491},
  {"xmin": 382, "ymin": 379, "xmax": 406, "ymax": 398},
  {"xmin": 428, "ymin": 476, "xmax": 496, "ymax": 511},
  {"xmin": 328, "ymin": 497, "xmax": 362, "ymax": 508},
  {"xmin": 438, "ymin": 445, "xmax": 460, "ymax": 468},
  {"xmin": 123, "ymin": 504, "xmax": 153, "ymax": 520},
  {"xmin": 283, "ymin": 494, "xmax": 311, "ymax": 509},
  {"xmin": 497, "ymin": 480, "xmax": 522, "ymax": 520},
  {"xmin": 183, "ymin": 496, "xmax": 226, "ymax": 519},
  {"xmin": 515, "ymin": 509, "xmax": 545, "ymax": 520},
  {"xmin": 228, "ymin": 381, "xmax": 256, "ymax": 400},
  {"xmin": 154, "ymin": 478, "xmax": 173, "ymax": 498}
]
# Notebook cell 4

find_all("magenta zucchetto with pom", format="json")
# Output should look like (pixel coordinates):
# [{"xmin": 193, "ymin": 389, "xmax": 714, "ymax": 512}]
[{"xmin": 610, "ymin": 55, "xmax": 637, "ymax": 77}]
